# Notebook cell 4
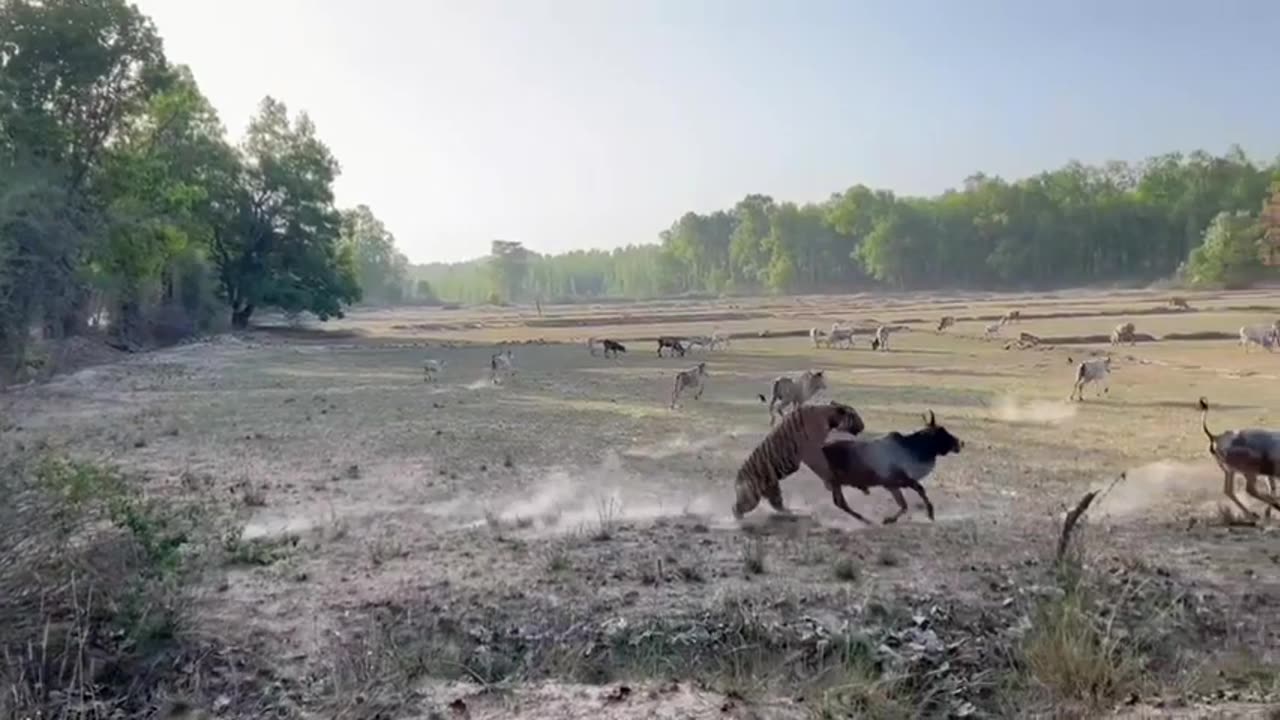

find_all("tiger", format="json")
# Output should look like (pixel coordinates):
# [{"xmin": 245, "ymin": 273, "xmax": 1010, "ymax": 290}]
[{"xmin": 731, "ymin": 401, "xmax": 866, "ymax": 519}]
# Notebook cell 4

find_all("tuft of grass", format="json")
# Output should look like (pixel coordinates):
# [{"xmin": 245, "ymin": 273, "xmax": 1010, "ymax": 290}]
[
  {"xmin": 1021, "ymin": 580, "xmax": 1143, "ymax": 709},
  {"xmin": 677, "ymin": 562, "xmax": 705, "ymax": 583},
  {"xmin": 813, "ymin": 662, "xmax": 915, "ymax": 720},
  {"xmin": 544, "ymin": 549, "xmax": 571, "ymax": 574},
  {"xmin": 741, "ymin": 537, "xmax": 766, "ymax": 576},
  {"xmin": 223, "ymin": 532, "xmax": 299, "ymax": 567},
  {"xmin": 369, "ymin": 535, "xmax": 408, "ymax": 567},
  {"xmin": 833, "ymin": 557, "xmax": 860, "ymax": 582},
  {"xmin": 591, "ymin": 496, "xmax": 621, "ymax": 542}
]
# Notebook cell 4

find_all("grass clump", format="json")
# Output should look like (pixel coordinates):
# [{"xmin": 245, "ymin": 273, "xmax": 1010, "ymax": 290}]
[
  {"xmin": 0, "ymin": 452, "xmax": 235, "ymax": 717},
  {"xmin": 741, "ymin": 537, "xmax": 766, "ymax": 576}
]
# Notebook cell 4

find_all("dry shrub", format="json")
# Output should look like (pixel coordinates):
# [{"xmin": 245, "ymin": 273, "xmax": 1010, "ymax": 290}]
[
  {"xmin": 0, "ymin": 451, "xmax": 238, "ymax": 717},
  {"xmin": 1021, "ymin": 583, "xmax": 1143, "ymax": 709}
]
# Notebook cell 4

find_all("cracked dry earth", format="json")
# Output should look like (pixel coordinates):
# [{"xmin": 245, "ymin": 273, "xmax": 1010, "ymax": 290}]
[{"xmin": 4, "ymin": 323, "xmax": 1280, "ymax": 718}]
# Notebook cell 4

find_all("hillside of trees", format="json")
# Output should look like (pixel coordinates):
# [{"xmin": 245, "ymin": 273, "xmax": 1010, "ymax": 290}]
[
  {"xmin": 421, "ymin": 151, "xmax": 1280, "ymax": 304},
  {"xmin": 0, "ymin": 0, "xmax": 424, "ymax": 381}
]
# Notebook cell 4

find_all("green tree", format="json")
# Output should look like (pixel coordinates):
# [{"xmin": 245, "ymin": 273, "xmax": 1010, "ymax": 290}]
[
  {"xmin": 340, "ymin": 204, "xmax": 409, "ymax": 304},
  {"xmin": 488, "ymin": 239, "xmax": 528, "ymax": 303},
  {"xmin": 1184, "ymin": 211, "xmax": 1265, "ymax": 288},
  {"xmin": 95, "ymin": 66, "xmax": 231, "ymax": 340},
  {"xmin": 0, "ymin": 0, "xmax": 168, "ymax": 337},
  {"xmin": 209, "ymin": 97, "xmax": 359, "ymax": 328}
]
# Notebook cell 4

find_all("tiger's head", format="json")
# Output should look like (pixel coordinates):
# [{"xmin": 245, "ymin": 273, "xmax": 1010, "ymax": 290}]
[{"xmin": 821, "ymin": 401, "xmax": 865, "ymax": 436}]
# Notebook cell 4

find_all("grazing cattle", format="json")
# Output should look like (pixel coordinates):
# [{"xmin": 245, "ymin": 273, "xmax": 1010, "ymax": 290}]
[
  {"xmin": 1198, "ymin": 397, "xmax": 1280, "ymax": 519},
  {"xmin": 1069, "ymin": 356, "xmax": 1111, "ymax": 401},
  {"xmin": 732, "ymin": 402, "xmax": 866, "ymax": 520},
  {"xmin": 758, "ymin": 370, "xmax": 827, "ymax": 425},
  {"xmin": 1001, "ymin": 310, "xmax": 1022, "ymax": 325},
  {"xmin": 1168, "ymin": 296, "xmax": 1191, "ymax": 311},
  {"xmin": 937, "ymin": 316, "xmax": 956, "ymax": 332},
  {"xmin": 657, "ymin": 336, "xmax": 687, "ymax": 357},
  {"xmin": 601, "ymin": 339, "xmax": 626, "ymax": 358},
  {"xmin": 871, "ymin": 325, "xmax": 891, "ymax": 351},
  {"xmin": 423, "ymin": 358, "xmax": 446, "ymax": 383},
  {"xmin": 810, "ymin": 327, "xmax": 829, "ymax": 348},
  {"xmin": 828, "ymin": 327, "xmax": 856, "ymax": 349},
  {"xmin": 1018, "ymin": 331, "xmax": 1041, "ymax": 346},
  {"xmin": 1110, "ymin": 322, "xmax": 1137, "ymax": 346},
  {"xmin": 819, "ymin": 410, "xmax": 965, "ymax": 525},
  {"xmin": 490, "ymin": 349, "xmax": 515, "ymax": 384},
  {"xmin": 710, "ymin": 331, "xmax": 731, "ymax": 350},
  {"xmin": 1239, "ymin": 323, "xmax": 1279, "ymax": 352},
  {"xmin": 670, "ymin": 362, "xmax": 708, "ymax": 408},
  {"xmin": 984, "ymin": 322, "xmax": 1002, "ymax": 337}
]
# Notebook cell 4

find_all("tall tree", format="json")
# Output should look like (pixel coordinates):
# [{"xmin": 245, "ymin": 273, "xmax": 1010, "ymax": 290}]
[
  {"xmin": 0, "ymin": 0, "xmax": 168, "ymax": 336},
  {"xmin": 340, "ymin": 204, "xmax": 409, "ymax": 304},
  {"xmin": 488, "ymin": 239, "xmax": 528, "ymax": 302},
  {"xmin": 209, "ymin": 97, "xmax": 359, "ymax": 328}
]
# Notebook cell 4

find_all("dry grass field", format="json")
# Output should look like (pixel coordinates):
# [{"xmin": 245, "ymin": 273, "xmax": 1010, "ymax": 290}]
[{"xmin": 5, "ymin": 287, "xmax": 1280, "ymax": 718}]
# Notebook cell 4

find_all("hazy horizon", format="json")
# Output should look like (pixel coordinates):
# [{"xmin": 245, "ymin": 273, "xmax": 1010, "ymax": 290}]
[{"xmin": 134, "ymin": 0, "xmax": 1280, "ymax": 265}]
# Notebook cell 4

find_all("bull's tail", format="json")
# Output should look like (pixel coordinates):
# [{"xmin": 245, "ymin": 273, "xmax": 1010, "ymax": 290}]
[
  {"xmin": 757, "ymin": 393, "xmax": 767, "ymax": 403},
  {"xmin": 1198, "ymin": 397, "xmax": 1214, "ymax": 442}
]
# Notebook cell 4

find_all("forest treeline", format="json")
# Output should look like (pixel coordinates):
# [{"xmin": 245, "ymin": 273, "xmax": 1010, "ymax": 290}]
[
  {"xmin": 421, "ymin": 150, "xmax": 1280, "ymax": 304},
  {"xmin": 0, "ymin": 0, "xmax": 423, "ymax": 380}
]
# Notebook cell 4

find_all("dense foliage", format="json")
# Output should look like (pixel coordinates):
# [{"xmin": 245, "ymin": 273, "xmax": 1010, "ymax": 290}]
[
  {"xmin": 0, "ymin": 0, "xmax": 409, "ymax": 376},
  {"xmin": 419, "ymin": 152, "xmax": 1280, "ymax": 304}
]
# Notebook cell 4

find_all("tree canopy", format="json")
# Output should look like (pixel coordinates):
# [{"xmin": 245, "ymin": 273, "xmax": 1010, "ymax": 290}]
[{"xmin": 0, "ymin": 0, "xmax": 407, "ymax": 377}]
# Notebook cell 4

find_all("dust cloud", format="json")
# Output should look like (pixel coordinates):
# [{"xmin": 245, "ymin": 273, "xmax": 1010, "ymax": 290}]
[
  {"xmin": 992, "ymin": 395, "xmax": 1077, "ymax": 425},
  {"xmin": 487, "ymin": 451, "xmax": 729, "ymax": 533},
  {"xmin": 1094, "ymin": 460, "xmax": 1221, "ymax": 517}
]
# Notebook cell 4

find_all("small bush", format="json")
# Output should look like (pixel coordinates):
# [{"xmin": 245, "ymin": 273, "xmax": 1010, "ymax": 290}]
[
  {"xmin": 833, "ymin": 557, "xmax": 860, "ymax": 582},
  {"xmin": 0, "ymin": 453, "xmax": 226, "ymax": 717},
  {"xmin": 1021, "ymin": 581, "xmax": 1142, "ymax": 708}
]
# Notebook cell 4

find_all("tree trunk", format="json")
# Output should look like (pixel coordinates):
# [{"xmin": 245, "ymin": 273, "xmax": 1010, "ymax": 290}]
[{"xmin": 231, "ymin": 304, "xmax": 254, "ymax": 330}]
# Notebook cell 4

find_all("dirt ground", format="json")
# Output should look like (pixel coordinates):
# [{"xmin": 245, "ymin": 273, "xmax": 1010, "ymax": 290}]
[{"xmin": 5, "ymin": 287, "xmax": 1280, "ymax": 718}]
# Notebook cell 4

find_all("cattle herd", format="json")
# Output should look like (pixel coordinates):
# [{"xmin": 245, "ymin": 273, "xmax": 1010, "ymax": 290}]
[{"xmin": 418, "ymin": 304, "xmax": 1280, "ymax": 525}]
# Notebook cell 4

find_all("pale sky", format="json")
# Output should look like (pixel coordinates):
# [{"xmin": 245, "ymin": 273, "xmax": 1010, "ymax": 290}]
[{"xmin": 134, "ymin": 0, "xmax": 1280, "ymax": 264}]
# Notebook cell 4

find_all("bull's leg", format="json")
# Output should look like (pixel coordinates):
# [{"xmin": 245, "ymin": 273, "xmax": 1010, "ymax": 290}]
[
  {"xmin": 882, "ymin": 487, "xmax": 910, "ymax": 525},
  {"xmin": 1069, "ymin": 380, "xmax": 1082, "ymax": 402},
  {"xmin": 830, "ymin": 486, "xmax": 872, "ymax": 524},
  {"xmin": 1222, "ymin": 469, "xmax": 1258, "ymax": 520},
  {"xmin": 670, "ymin": 381, "xmax": 681, "ymax": 409},
  {"xmin": 906, "ymin": 480, "xmax": 935, "ymax": 521},
  {"xmin": 694, "ymin": 383, "xmax": 704, "ymax": 401},
  {"xmin": 1243, "ymin": 473, "xmax": 1280, "ymax": 516}
]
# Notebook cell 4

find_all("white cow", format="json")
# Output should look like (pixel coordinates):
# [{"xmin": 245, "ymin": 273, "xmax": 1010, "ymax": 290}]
[
  {"xmin": 1239, "ymin": 323, "xmax": 1279, "ymax": 353},
  {"xmin": 423, "ymin": 358, "xmax": 447, "ymax": 382},
  {"xmin": 670, "ymin": 362, "xmax": 708, "ymax": 408},
  {"xmin": 1069, "ymin": 356, "xmax": 1111, "ymax": 401},
  {"xmin": 810, "ymin": 327, "xmax": 829, "ymax": 348},
  {"xmin": 758, "ymin": 369, "xmax": 827, "ymax": 424},
  {"xmin": 490, "ymin": 349, "xmax": 515, "ymax": 384}
]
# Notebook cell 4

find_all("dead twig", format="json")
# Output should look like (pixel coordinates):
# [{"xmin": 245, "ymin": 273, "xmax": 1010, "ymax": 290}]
[{"xmin": 1056, "ymin": 491, "xmax": 1098, "ymax": 566}]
